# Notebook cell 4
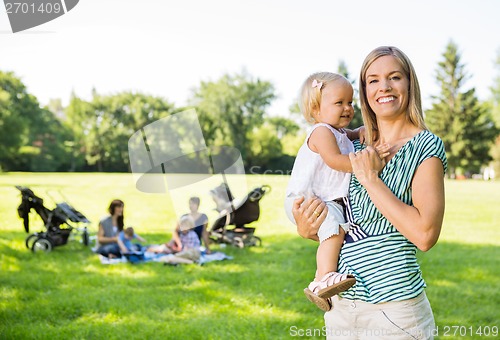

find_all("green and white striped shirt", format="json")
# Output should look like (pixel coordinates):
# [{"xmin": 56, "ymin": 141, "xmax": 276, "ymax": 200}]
[{"xmin": 339, "ymin": 130, "xmax": 447, "ymax": 303}]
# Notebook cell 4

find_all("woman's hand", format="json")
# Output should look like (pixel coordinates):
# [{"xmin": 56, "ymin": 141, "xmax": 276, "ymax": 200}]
[
  {"xmin": 291, "ymin": 196, "xmax": 327, "ymax": 241},
  {"xmin": 349, "ymin": 146, "xmax": 385, "ymax": 186}
]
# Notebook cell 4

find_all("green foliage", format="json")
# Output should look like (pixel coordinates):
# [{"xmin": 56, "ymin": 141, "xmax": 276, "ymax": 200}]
[
  {"xmin": 426, "ymin": 41, "xmax": 499, "ymax": 175},
  {"xmin": 338, "ymin": 60, "xmax": 363, "ymax": 129},
  {"xmin": 189, "ymin": 71, "xmax": 276, "ymax": 166},
  {"xmin": 0, "ymin": 173, "xmax": 498, "ymax": 339},
  {"xmin": 64, "ymin": 91, "xmax": 177, "ymax": 172},
  {"xmin": 487, "ymin": 48, "xmax": 500, "ymax": 177},
  {"xmin": 0, "ymin": 71, "xmax": 74, "ymax": 172}
]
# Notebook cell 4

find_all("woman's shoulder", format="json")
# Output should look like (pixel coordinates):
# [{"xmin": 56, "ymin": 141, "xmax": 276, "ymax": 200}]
[
  {"xmin": 99, "ymin": 215, "xmax": 112, "ymax": 224},
  {"xmin": 414, "ymin": 130, "xmax": 446, "ymax": 152}
]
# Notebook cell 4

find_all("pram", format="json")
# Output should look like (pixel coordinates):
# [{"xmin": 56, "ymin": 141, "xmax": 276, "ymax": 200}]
[
  {"xmin": 16, "ymin": 186, "xmax": 91, "ymax": 253},
  {"xmin": 209, "ymin": 183, "xmax": 271, "ymax": 248}
]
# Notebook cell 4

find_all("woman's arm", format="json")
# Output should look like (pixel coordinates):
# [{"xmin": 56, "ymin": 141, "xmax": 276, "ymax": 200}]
[
  {"xmin": 349, "ymin": 147, "xmax": 445, "ymax": 251},
  {"xmin": 201, "ymin": 223, "xmax": 212, "ymax": 254},
  {"xmin": 97, "ymin": 223, "xmax": 117, "ymax": 244}
]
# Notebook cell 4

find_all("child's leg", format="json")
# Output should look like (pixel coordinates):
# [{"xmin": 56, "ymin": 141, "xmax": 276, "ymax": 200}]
[{"xmin": 315, "ymin": 228, "xmax": 345, "ymax": 280}]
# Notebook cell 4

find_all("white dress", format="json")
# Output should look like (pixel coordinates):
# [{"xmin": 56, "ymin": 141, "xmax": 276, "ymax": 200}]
[{"xmin": 284, "ymin": 123, "xmax": 354, "ymax": 242}]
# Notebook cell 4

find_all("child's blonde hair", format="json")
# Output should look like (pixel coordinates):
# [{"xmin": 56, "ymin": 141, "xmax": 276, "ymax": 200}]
[
  {"xmin": 179, "ymin": 215, "xmax": 195, "ymax": 232},
  {"xmin": 299, "ymin": 72, "xmax": 351, "ymax": 124}
]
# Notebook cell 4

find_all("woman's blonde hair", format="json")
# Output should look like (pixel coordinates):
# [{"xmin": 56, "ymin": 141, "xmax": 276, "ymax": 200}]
[
  {"xmin": 359, "ymin": 46, "xmax": 427, "ymax": 145},
  {"xmin": 299, "ymin": 72, "xmax": 351, "ymax": 124}
]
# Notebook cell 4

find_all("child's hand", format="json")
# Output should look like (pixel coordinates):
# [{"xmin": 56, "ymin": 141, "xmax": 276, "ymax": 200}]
[{"xmin": 358, "ymin": 126, "xmax": 366, "ymax": 144}]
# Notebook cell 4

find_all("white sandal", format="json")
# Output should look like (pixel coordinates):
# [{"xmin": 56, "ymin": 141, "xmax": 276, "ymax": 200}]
[{"xmin": 308, "ymin": 271, "xmax": 356, "ymax": 299}]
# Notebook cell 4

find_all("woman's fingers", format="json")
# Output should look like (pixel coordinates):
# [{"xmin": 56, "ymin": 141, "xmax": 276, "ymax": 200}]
[{"xmin": 293, "ymin": 196, "xmax": 323, "ymax": 240}]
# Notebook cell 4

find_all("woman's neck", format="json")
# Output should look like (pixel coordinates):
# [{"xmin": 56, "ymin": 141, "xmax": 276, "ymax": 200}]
[{"xmin": 376, "ymin": 119, "xmax": 420, "ymax": 145}]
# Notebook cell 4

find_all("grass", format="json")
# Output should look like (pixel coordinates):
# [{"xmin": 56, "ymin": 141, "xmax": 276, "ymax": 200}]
[{"xmin": 0, "ymin": 173, "xmax": 499, "ymax": 339}]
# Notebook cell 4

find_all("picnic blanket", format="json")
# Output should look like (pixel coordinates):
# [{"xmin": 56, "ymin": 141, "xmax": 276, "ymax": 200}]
[{"xmin": 98, "ymin": 250, "xmax": 233, "ymax": 265}]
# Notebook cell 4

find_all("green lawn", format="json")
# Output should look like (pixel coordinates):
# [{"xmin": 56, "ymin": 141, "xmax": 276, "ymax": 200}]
[{"xmin": 0, "ymin": 173, "xmax": 499, "ymax": 339}]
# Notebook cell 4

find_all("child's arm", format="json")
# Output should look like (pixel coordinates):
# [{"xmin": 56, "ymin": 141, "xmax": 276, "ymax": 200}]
[
  {"xmin": 345, "ymin": 126, "xmax": 365, "ymax": 144},
  {"xmin": 117, "ymin": 235, "xmax": 129, "ymax": 253},
  {"xmin": 172, "ymin": 224, "xmax": 182, "ymax": 248},
  {"xmin": 134, "ymin": 233, "xmax": 146, "ymax": 243},
  {"xmin": 309, "ymin": 127, "xmax": 390, "ymax": 173},
  {"xmin": 308, "ymin": 126, "xmax": 353, "ymax": 173}
]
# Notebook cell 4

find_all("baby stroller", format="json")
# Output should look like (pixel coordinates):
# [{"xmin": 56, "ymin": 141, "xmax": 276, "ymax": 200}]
[
  {"xmin": 16, "ymin": 186, "xmax": 91, "ymax": 253},
  {"xmin": 209, "ymin": 183, "xmax": 271, "ymax": 248}
]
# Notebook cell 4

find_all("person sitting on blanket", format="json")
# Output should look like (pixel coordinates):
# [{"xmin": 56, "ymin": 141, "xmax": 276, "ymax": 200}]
[
  {"xmin": 117, "ymin": 226, "xmax": 146, "ymax": 254},
  {"xmin": 149, "ymin": 215, "xmax": 201, "ymax": 263}
]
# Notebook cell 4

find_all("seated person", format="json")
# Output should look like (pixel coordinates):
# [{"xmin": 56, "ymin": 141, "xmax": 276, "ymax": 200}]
[
  {"xmin": 96, "ymin": 199, "xmax": 125, "ymax": 258},
  {"xmin": 117, "ymin": 226, "xmax": 146, "ymax": 254},
  {"xmin": 153, "ymin": 216, "xmax": 201, "ymax": 264}
]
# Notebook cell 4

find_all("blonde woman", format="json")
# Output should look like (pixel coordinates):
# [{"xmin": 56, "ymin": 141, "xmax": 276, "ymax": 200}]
[{"xmin": 293, "ymin": 46, "xmax": 447, "ymax": 339}]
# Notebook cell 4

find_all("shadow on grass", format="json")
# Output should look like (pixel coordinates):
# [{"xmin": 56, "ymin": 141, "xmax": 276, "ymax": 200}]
[{"xmin": 1, "ymin": 231, "xmax": 498, "ymax": 339}]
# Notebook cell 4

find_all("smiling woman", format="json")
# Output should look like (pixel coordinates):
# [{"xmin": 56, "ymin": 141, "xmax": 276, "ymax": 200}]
[{"xmin": 293, "ymin": 46, "xmax": 448, "ymax": 339}]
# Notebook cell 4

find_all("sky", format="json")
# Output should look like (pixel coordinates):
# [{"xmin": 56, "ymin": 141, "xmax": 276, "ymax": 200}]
[{"xmin": 1, "ymin": 0, "xmax": 500, "ymax": 117}]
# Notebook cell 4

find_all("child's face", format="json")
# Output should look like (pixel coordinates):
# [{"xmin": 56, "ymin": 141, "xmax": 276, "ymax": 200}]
[{"xmin": 315, "ymin": 80, "xmax": 354, "ymax": 129}]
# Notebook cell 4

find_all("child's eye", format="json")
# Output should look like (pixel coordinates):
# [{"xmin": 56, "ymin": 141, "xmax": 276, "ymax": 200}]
[
  {"xmin": 335, "ymin": 101, "xmax": 343, "ymax": 105},
  {"xmin": 348, "ymin": 102, "xmax": 353, "ymax": 106}
]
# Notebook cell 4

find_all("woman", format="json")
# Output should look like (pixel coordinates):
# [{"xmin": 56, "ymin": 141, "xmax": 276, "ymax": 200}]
[
  {"xmin": 174, "ymin": 197, "xmax": 212, "ymax": 254},
  {"xmin": 292, "ymin": 46, "xmax": 447, "ymax": 339},
  {"xmin": 96, "ymin": 199, "xmax": 124, "ymax": 258}
]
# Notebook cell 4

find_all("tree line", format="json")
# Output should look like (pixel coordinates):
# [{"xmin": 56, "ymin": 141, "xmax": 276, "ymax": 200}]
[{"xmin": 1, "ymin": 41, "xmax": 499, "ymax": 177}]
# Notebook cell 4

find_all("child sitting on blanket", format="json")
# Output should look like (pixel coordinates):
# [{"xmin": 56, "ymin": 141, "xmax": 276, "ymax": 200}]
[
  {"xmin": 151, "ymin": 215, "xmax": 201, "ymax": 264},
  {"xmin": 117, "ymin": 226, "xmax": 146, "ymax": 254}
]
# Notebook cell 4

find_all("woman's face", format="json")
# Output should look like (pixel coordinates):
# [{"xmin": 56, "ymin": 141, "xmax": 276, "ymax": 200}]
[
  {"xmin": 365, "ymin": 55, "xmax": 409, "ymax": 119},
  {"xmin": 114, "ymin": 204, "xmax": 124, "ymax": 216},
  {"xmin": 189, "ymin": 200, "xmax": 199, "ymax": 213}
]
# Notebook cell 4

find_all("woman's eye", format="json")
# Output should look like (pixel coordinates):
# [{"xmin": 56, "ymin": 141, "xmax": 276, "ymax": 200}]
[
  {"xmin": 368, "ymin": 79, "xmax": 378, "ymax": 84},
  {"xmin": 390, "ymin": 76, "xmax": 400, "ymax": 80}
]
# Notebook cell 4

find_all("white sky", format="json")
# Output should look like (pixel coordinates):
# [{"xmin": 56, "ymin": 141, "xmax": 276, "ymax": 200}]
[{"xmin": 1, "ymin": 0, "xmax": 499, "ymax": 117}]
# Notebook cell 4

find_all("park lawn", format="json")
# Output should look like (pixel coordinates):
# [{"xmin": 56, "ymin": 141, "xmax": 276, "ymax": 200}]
[{"xmin": 0, "ymin": 172, "xmax": 499, "ymax": 339}]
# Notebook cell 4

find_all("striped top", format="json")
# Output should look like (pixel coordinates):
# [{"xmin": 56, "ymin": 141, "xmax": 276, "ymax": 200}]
[{"xmin": 338, "ymin": 130, "xmax": 447, "ymax": 303}]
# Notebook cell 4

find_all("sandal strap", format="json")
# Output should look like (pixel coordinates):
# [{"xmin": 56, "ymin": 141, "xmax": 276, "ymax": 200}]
[{"xmin": 308, "ymin": 271, "xmax": 353, "ymax": 294}]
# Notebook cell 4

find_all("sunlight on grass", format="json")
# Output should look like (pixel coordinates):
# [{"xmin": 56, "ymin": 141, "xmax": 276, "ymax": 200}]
[{"xmin": 0, "ymin": 173, "xmax": 499, "ymax": 339}]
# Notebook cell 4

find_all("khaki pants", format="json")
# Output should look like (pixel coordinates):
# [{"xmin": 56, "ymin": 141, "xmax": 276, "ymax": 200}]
[{"xmin": 324, "ymin": 291, "xmax": 435, "ymax": 339}]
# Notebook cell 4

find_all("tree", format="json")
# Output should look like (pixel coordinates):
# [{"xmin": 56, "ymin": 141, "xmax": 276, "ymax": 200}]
[
  {"xmin": 0, "ymin": 71, "xmax": 72, "ymax": 171},
  {"xmin": 64, "ymin": 91, "xmax": 177, "ymax": 172},
  {"xmin": 338, "ymin": 60, "xmax": 363, "ymax": 129},
  {"xmin": 425, "ymin": 41, "xmax": 498, "ymax": 176},
  {"xmin": 487, "ymin": 48, "xmax": 500, "ymax": 178},
  {"xmin": 0, "ymin": 71, "xmax": 32, "ymax": 170},
  {"xmin": 189, "ymin": 71, "xmax": 276, "ymax": 168}
]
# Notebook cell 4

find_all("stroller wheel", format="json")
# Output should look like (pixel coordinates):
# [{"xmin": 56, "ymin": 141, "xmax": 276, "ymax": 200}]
[
  {"xmin": 232, "ymin": 237, "xmax": 244, "ymax": 248},
  {"xmin": 32, "ymin": 238, "xmax": 53, "ymax": 253},
  {"xmin": 249, "ymin": 236, "xmax": 262, "ymax": 247},
  {"xmin": 25, "ymin": 234, "xmax": 38, "ymax": 249}
]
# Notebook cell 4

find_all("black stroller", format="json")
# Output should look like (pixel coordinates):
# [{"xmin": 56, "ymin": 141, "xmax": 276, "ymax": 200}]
[
  {"xmin": 209, "ymin": 183, "xmax": 271, "ymax": 248},
  {"xmin": 16, "ymin": 186, "xmax": 91, "ymax": 253}
]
